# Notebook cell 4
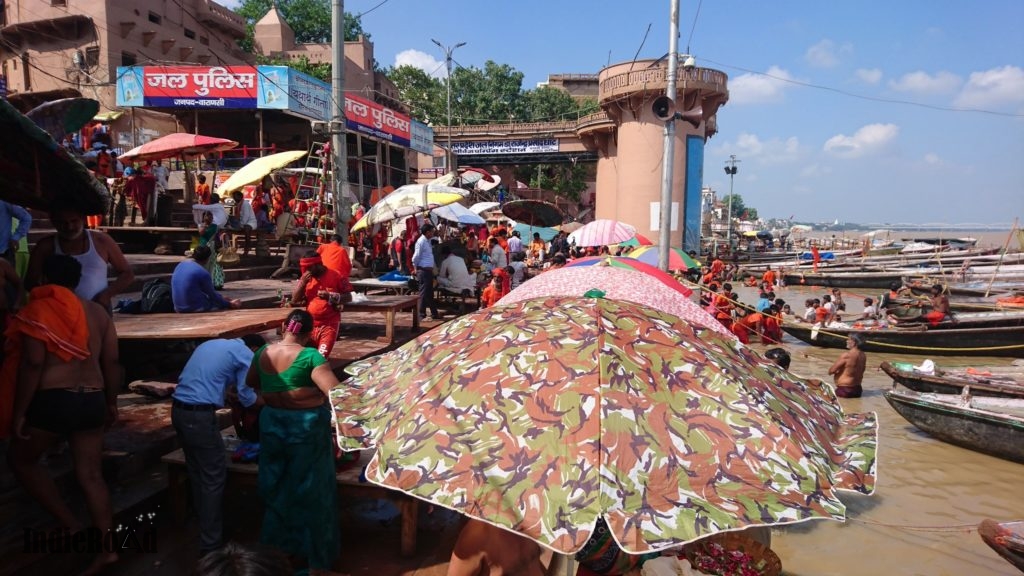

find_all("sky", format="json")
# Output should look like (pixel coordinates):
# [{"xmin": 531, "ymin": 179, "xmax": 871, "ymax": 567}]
[{"xmin": 226, "ymin": 0, "xmax": 1024, "ymax": 226}]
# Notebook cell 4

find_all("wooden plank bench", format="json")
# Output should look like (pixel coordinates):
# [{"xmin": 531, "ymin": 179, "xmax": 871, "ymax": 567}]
[
  {"xmin": 115, "ymin": 308, "xmax": 291, "ymax": 341},
  {"xmin": 345, "ymin": 294, "xmax": 421, "ymax": 344},
  {"xmin": 162, "ymin": 445, "xmax": 419, "ymax": 557}
]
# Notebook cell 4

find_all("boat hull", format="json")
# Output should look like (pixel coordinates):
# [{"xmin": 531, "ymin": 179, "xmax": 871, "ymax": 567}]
[
  {"xmin": 884, "ymin": 391, "xmax": 1024, "ymax": 463},
  {"xmin": 782, "ymin": 272, "xmax": 904, "ymax": 289},
  {"xmin": 978, "ymin": 519, "xmax": 1024, "ymax": 572},
  {"xmin": 782, "ymin": 323, "xmax": 1024, "ymax": 357},
  {"xmin": 879, "ymin": 361, "xmax": 1024, "ymax": 398}
]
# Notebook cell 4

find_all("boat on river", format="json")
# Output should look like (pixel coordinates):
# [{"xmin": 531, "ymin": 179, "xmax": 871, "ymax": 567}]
[
  {"xmin": 906, "ymin": 279, "xmax": 1024, "ymax": 298},
  {"xmin": 978, "ymin": 519, "xmax": 1024, "ymax": 572},
  {"xmin": 782, "ymin": 270, "xmax": 907, "ymax": 289},
  {"xmin": 883, "ymin": 389, "xmax": 1024, "ymax": 463},
  {"xmin": 781, "ymin": 322, "xmax": 1024, "ymax": 357},
  {"xmin": 880, "ymin": 361, "xmax": 1024, "ymax": 398},
  {"xmin": 885, "ymin": 308, "xmax": 1024, "ymax": 328}
]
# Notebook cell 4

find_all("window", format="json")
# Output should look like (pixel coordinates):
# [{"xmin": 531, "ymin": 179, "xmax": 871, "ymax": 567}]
[
  {"xmin": 51, "ymin": 0, "xmax": 67, "ymax": 6},
  {"xmin": 184, "ymin": 28, "xmax": 195, "ymax": 39},
  {"xmin": 85, "ymin": 46, "xmax": 100, "ymax": 68},
  {"xmin": 121, "ymin": 51, "xmax": 137, "ymax": 66},
  {"xmin": 199, "ymin": 36, "xmax": 209, "ymax": 46},
  {"xmin": 147, "ymin": 11, "xmax": 161, "ymax": 24}
]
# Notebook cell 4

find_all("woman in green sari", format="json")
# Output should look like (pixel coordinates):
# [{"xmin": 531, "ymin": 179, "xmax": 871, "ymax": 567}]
[
  {"xmin": 245, "ymin": 309, "xmax": 341, "ymax": 575},
  {"xmin": 196, "ymin": 211, "xmax": 225, "ymax": 289}
]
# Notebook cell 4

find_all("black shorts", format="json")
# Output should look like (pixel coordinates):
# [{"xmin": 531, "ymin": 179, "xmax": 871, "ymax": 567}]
[{"xmin": 26, "ymin": 388, "xmax": 107, "ymax": 434}]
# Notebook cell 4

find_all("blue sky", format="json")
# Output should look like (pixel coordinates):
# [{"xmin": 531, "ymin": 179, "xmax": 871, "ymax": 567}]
[{"xmin": 228, "ymin": 0, "xmax": 1024, "ymax": 225}]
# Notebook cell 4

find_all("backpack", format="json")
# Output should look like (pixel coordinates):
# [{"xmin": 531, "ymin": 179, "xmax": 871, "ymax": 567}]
[{"xmin": 140, "ymin": 278, "xmax": 174, "ymax": 313}]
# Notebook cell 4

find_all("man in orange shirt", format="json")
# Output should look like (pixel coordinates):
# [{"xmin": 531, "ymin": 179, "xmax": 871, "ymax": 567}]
[
  {"xmin": 762, "ymin": 265, "xmax": 776, "ymax": 289},
  {"xmin": 195, "ymin": 174, "xmax": 211, "ymax": 206},
  {"xmin": 712, "ymin": 282, "xmax": 735, "ymax": 330},
  {"xmin": 810, "ymin": 245, "xmax": 821, "ymax": 273},
  {"xmin": 316, "ymin": 234, "xmax": 353, "ymax": 286},
  {"xmin": 709, "ymin": 257, "xmax": 725, "ymax": 282},
  {"xmin": 290, "ymin": 256, "xmax": 351, "ymax": 357},
  {"xmin": 731, "ymin": 309, "xmax": 763, "ymax": 345}
]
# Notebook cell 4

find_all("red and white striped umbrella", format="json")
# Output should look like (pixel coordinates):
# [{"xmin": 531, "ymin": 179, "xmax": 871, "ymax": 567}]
[{"xmin": 568, "ymin": 219, "xmax": 637, "ymax": 247}]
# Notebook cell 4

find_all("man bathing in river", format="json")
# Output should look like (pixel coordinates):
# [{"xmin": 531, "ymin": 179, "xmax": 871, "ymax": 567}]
[{"xmin": 828, "ymin": 333, "xmax": 866, "ymax": 398}]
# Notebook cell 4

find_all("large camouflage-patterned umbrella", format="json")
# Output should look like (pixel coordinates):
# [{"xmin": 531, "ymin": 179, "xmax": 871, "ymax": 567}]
[{"xmin": 332, "ymin": 296, "xmax": 877, "ymax": 555}]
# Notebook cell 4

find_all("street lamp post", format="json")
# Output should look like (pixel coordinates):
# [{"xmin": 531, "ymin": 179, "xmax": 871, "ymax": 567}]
[
  {"xmin": 724, "ymin": 154, "xmax": 740, "ymax": 253},
  {"xmin": 432, "ymin": 39, "xmax": 466, "ymax": 173}
]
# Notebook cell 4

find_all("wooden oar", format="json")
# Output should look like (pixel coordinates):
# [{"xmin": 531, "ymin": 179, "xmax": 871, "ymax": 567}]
[{"xmin": 986, "ymin": 217, "xmax": 1020, "ymax": 298}]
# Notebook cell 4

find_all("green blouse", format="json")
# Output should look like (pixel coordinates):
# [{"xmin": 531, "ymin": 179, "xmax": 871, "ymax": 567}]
[{"xmin": 252, "ymin": 345, "xmax": 327, "ymax": 393}]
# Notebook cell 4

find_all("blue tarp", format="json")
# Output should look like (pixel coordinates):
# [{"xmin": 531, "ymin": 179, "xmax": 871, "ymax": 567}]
[{"xmin": 513, "ymin": 223, "xmax": 559, "ymax": 242}]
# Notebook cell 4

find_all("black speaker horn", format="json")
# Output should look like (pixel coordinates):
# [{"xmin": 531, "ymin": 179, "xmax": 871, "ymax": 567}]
[{"xmin": 652, "ymin": 96, "xmax": 676, "ymax": 121}]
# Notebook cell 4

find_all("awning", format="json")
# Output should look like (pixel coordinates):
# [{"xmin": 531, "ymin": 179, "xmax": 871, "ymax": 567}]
[
  {"xmin": 0, "ymin": 15, "xmax": 94, "ymax": 56},
  {"xmin": 93, "ymin": 110, "xmax": 125, "ymax": 122}
]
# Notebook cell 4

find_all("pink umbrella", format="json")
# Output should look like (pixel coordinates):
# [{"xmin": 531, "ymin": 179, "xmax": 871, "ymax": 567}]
[
  {"xmin": 568, "ymin": 219, "xmax": 637, "ymax": 247},
  {"xmin": 499, "ymin": 265, "xmax": 734, "ymax": 339},
  {"xmin": 119, "ymin": 133, "xmax": 238, "ymax": 162}
]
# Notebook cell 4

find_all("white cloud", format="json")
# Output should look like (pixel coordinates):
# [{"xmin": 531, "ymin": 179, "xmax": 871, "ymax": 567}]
[
  {"xmin": 732, "ymin": 133, "xmax": 802, "ymax": 164},
  {"xmin": 823, "ymin": 123, "xmax": 899, "ymax": 158},
  {"xmin": 728, "ymin": 66, "xmax": 795, "ymax": 105},
  {"xmin": 805, "ymin": 39, "xmax": 850, "ymax": 68},
  {"xmin": 394, "ymin": 49, "xmax": 446, "ymax": 78},
  {"xmin": 953, "ymin": 65, "xmax": 1024, "ymax": 109},
  {"xmin": 888, "ymin": 71, "xmax": 961, "ymax": 94},
  {"xmin": 855, "ymin": 68, "xmax": 882, "ymax": 85},
  {"xmin": 924, "ymin": 153, "xmax": 940, "ymax": 165},
  {"xmin": 800, "ymin": 164, "xmax": 833, "ymax": 178}
]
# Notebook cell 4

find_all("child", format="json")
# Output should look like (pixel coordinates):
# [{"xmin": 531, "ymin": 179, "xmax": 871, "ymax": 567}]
[{"xmin": 480, "ymin": 275, "xmax": 503, "ymax": 308}]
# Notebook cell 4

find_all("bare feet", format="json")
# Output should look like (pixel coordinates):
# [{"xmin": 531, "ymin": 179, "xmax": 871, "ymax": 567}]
[{"xmin": 79, "ymin": 552, "xmax": 117, "ymax": 576}]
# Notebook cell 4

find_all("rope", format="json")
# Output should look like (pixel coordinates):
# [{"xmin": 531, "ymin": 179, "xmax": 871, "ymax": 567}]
[{"xmin": 848, "ymin": 517, "xmax": 977, "ymax": 533}]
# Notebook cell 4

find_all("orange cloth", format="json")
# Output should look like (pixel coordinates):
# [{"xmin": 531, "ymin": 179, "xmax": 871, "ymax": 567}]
[
  {"xmin": 481, "ymin": 285, "xmax": 502, "ymax": 308},
  {"xmin": 196, "ymin": 183, "xmax": 211, "ymax": 206},
  {"xmin": 303, "ymin": 269, "xmax": 347, "ymax": 327},
  {"xmin": 762, "ymin": 270, "xmax": 776, "ymax": 286},
  {"xmin": 317, "ymin": 243, "xmax": 352, "ymax": 280},
  {"xmin": 0, "ymin": 285, "xmax": 89, "ymax": 439}
]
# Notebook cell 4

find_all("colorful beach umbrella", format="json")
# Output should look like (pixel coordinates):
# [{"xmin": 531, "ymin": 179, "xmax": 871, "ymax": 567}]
[
  {"xmin": 619, "ymin": 233, "xmax": 653, "ymax": 247},
  {"xmin": 628, "ymin": 245, "xmax": 702, "ymax": 270},
  {"xmin": 332, "ymin": 296, "xmax": 877, "ymax": 555},
  {"xmin": 564, "ymin": 256, "xmax": 694, "ymax": 299},
  {"xmin": 498, "ymin": 265, "xmax": 732, "ymax": 338},
  {"xmin": 568, "ymin": 219, "xmax": 637, "ymax": 247},
  {"xmin": 432, "ymin": 202, "xmax": 486, "ymax": 225},
  {"xmin": 350, "ymin": 183, "xmax": 468, "ymax": 232},
  {"xmin": 26, "ymin": 97, "xmax": 100, "ymax": 142},
  {"xmin": 119, "ymin": 132, "xmax": 238, "ymax": 162},
  {"xmin": 216, "ymin": 150, "xmax": 307, "ymax": 194}
]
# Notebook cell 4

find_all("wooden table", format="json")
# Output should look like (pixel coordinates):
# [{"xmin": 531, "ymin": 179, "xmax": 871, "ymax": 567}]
[
  {"xmin": 162, "ymin": 445, "xmax": 419, "ymax": 557},
  {"xmin": 351, "ymin": 278, "xmax": 412, "ymax": 295},
  {"xmin": 345, "ymin": 295, "xmax": 421, "ymax": 344},
  {"xmin": 115, "ymin": 308, "xmax": 291, "ymax": 341}
]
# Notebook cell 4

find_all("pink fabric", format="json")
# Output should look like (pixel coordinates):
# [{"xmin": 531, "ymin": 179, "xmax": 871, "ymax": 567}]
[
  {"xmin": 568, "ymin": 219, "xmax": 637, "ymax": 247},
  {"xmin": 497, "ymin": 266, "xmax": 735, "ymax": 340}
]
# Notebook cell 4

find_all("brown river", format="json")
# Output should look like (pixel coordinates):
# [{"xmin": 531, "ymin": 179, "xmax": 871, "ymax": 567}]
[{"xmin": 729, "ymin": 284, "xmax": 1024, "ymax": 576}]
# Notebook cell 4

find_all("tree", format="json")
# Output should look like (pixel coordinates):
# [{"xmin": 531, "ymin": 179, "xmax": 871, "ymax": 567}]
[
  {"xmin": 234, "ymin": 0, "xmax": 367, "ymax": 53},
  {"xmin": 448, "ymin": 61, "xmax": 526, "ymax": 125},
  {"xmin": 516, "ymin": 163, "xmax": 591, "ymax": 203},
  {"xmin": 387, "ymin": 65, "xmax": 445, "ymax": 125},
  {"xmin": 521, "ymin": 86, "xmax": 584, "ymax": 122},
  {"xmin": 256, "ymin": 55, "xmax": 331, "ymax": 83},
  {"xmin": 722, "ymin": 194, "xmax": 758, "ymax": 221}
]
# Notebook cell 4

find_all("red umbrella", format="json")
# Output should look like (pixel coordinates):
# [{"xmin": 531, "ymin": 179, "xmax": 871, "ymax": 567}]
[{"xmin": 119, "ymin": 133, "xmax": 238, "ymax": 162}]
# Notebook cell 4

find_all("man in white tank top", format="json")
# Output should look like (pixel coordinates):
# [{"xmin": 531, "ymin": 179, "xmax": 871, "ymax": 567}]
[{"xmin": 26, "ymin": 206, "xmax": 135, "ymax": 311}]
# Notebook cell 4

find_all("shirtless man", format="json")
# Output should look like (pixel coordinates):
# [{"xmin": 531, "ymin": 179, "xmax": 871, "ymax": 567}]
[
  {"xmin": 7, "ymin": 255, "xmax": 120, "ymax": 575},
  {"xmin": 828, "ymin": 333, "xmax": 866, "ymax": 398},
  {"xmin": 27, "ymin": 205, "xmax": 135, "ymax": 311},
  {"xmin": 923, "ymin": 284, "xmax": 951, "ymax": 327},
  {"xmin": 446, "ymin": 518, "xmax": 548, "ymax": 576}
]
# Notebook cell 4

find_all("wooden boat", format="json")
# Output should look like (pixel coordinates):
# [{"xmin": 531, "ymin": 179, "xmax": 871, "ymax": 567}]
[
  {"xmin": 781, "ymin": 322, "xmax": 1024, "ymax": 357},
  {"xmin": 883, "ymin": 389, "xmax": 1024, "ymax": 462},
  {"xmin": 906, "ymin": 279, "xmax": 1024, "ymax": 298},
  {"xmin": 880, "ymin": 361, "xmax": 1024, "ymax": 398},
  {"xmin": 782, "ymin": 270, "xmax": 906, "ymax": 289},
  {"xmin": 978, "ymin": 519, "xmax": 1024, "ymax": 572},
  {"xmin": 885, "ymin": 294, "xmax": 1024, "ymax": 313},
  {"xmin": 884, "ymin": 309, "xmax": 1024, "ymax": 328}
]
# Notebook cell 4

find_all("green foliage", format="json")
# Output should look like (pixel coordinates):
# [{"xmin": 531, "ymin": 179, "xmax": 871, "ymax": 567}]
[
  {"xmin": 234, "ymin": 0, "xmax": 366, "ymax": 53},
  {"xmin": 387, "ymin": 65, "xmax": 445, "ymax": 125},
  {"xmin": 256, "ymin": 54, "xmax": 331, "ymax": 83},
  {"xmin": 522, "ymin": 86, "xmax": 583, "ymax": 122},
  {"xmin": 516, "ymin": 163, "xmax": 591, "ymax": 203},
  {"xmin": 723, "ymin": 194, "xmax": 757, "ymax": 221},
  {"xmin": 448, "ymin": 61, "xmax": 526, "ymax": 125}
]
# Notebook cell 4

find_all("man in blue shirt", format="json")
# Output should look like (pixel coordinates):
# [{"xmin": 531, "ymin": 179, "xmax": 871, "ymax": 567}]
[
  {"xmin": 171, "ymin": 246, "xmax": 241, "ymax": 312},
  {"xmin": 171, "ymin": 334, "xmax": 266, "ymax": 555},
  {"xmin": 411, "ymin": 223, "xmax": 440, "ymax": 320},
  {"xmin": 0, "ymin": 200, "xmax": 32, "ymax": 264}
]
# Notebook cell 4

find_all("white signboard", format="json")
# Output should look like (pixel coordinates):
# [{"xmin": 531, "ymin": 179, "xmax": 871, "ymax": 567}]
[
  {"xmin": 410, "ymin": 120, "xmax": 434, "ymax": 155},
  {"xmin": 649, "ymin": 202, "xmax": 679, "ymax": 231},
  {"xmin": 452, "ymin": 139, "xmax": 559, "ymax": 155}
]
